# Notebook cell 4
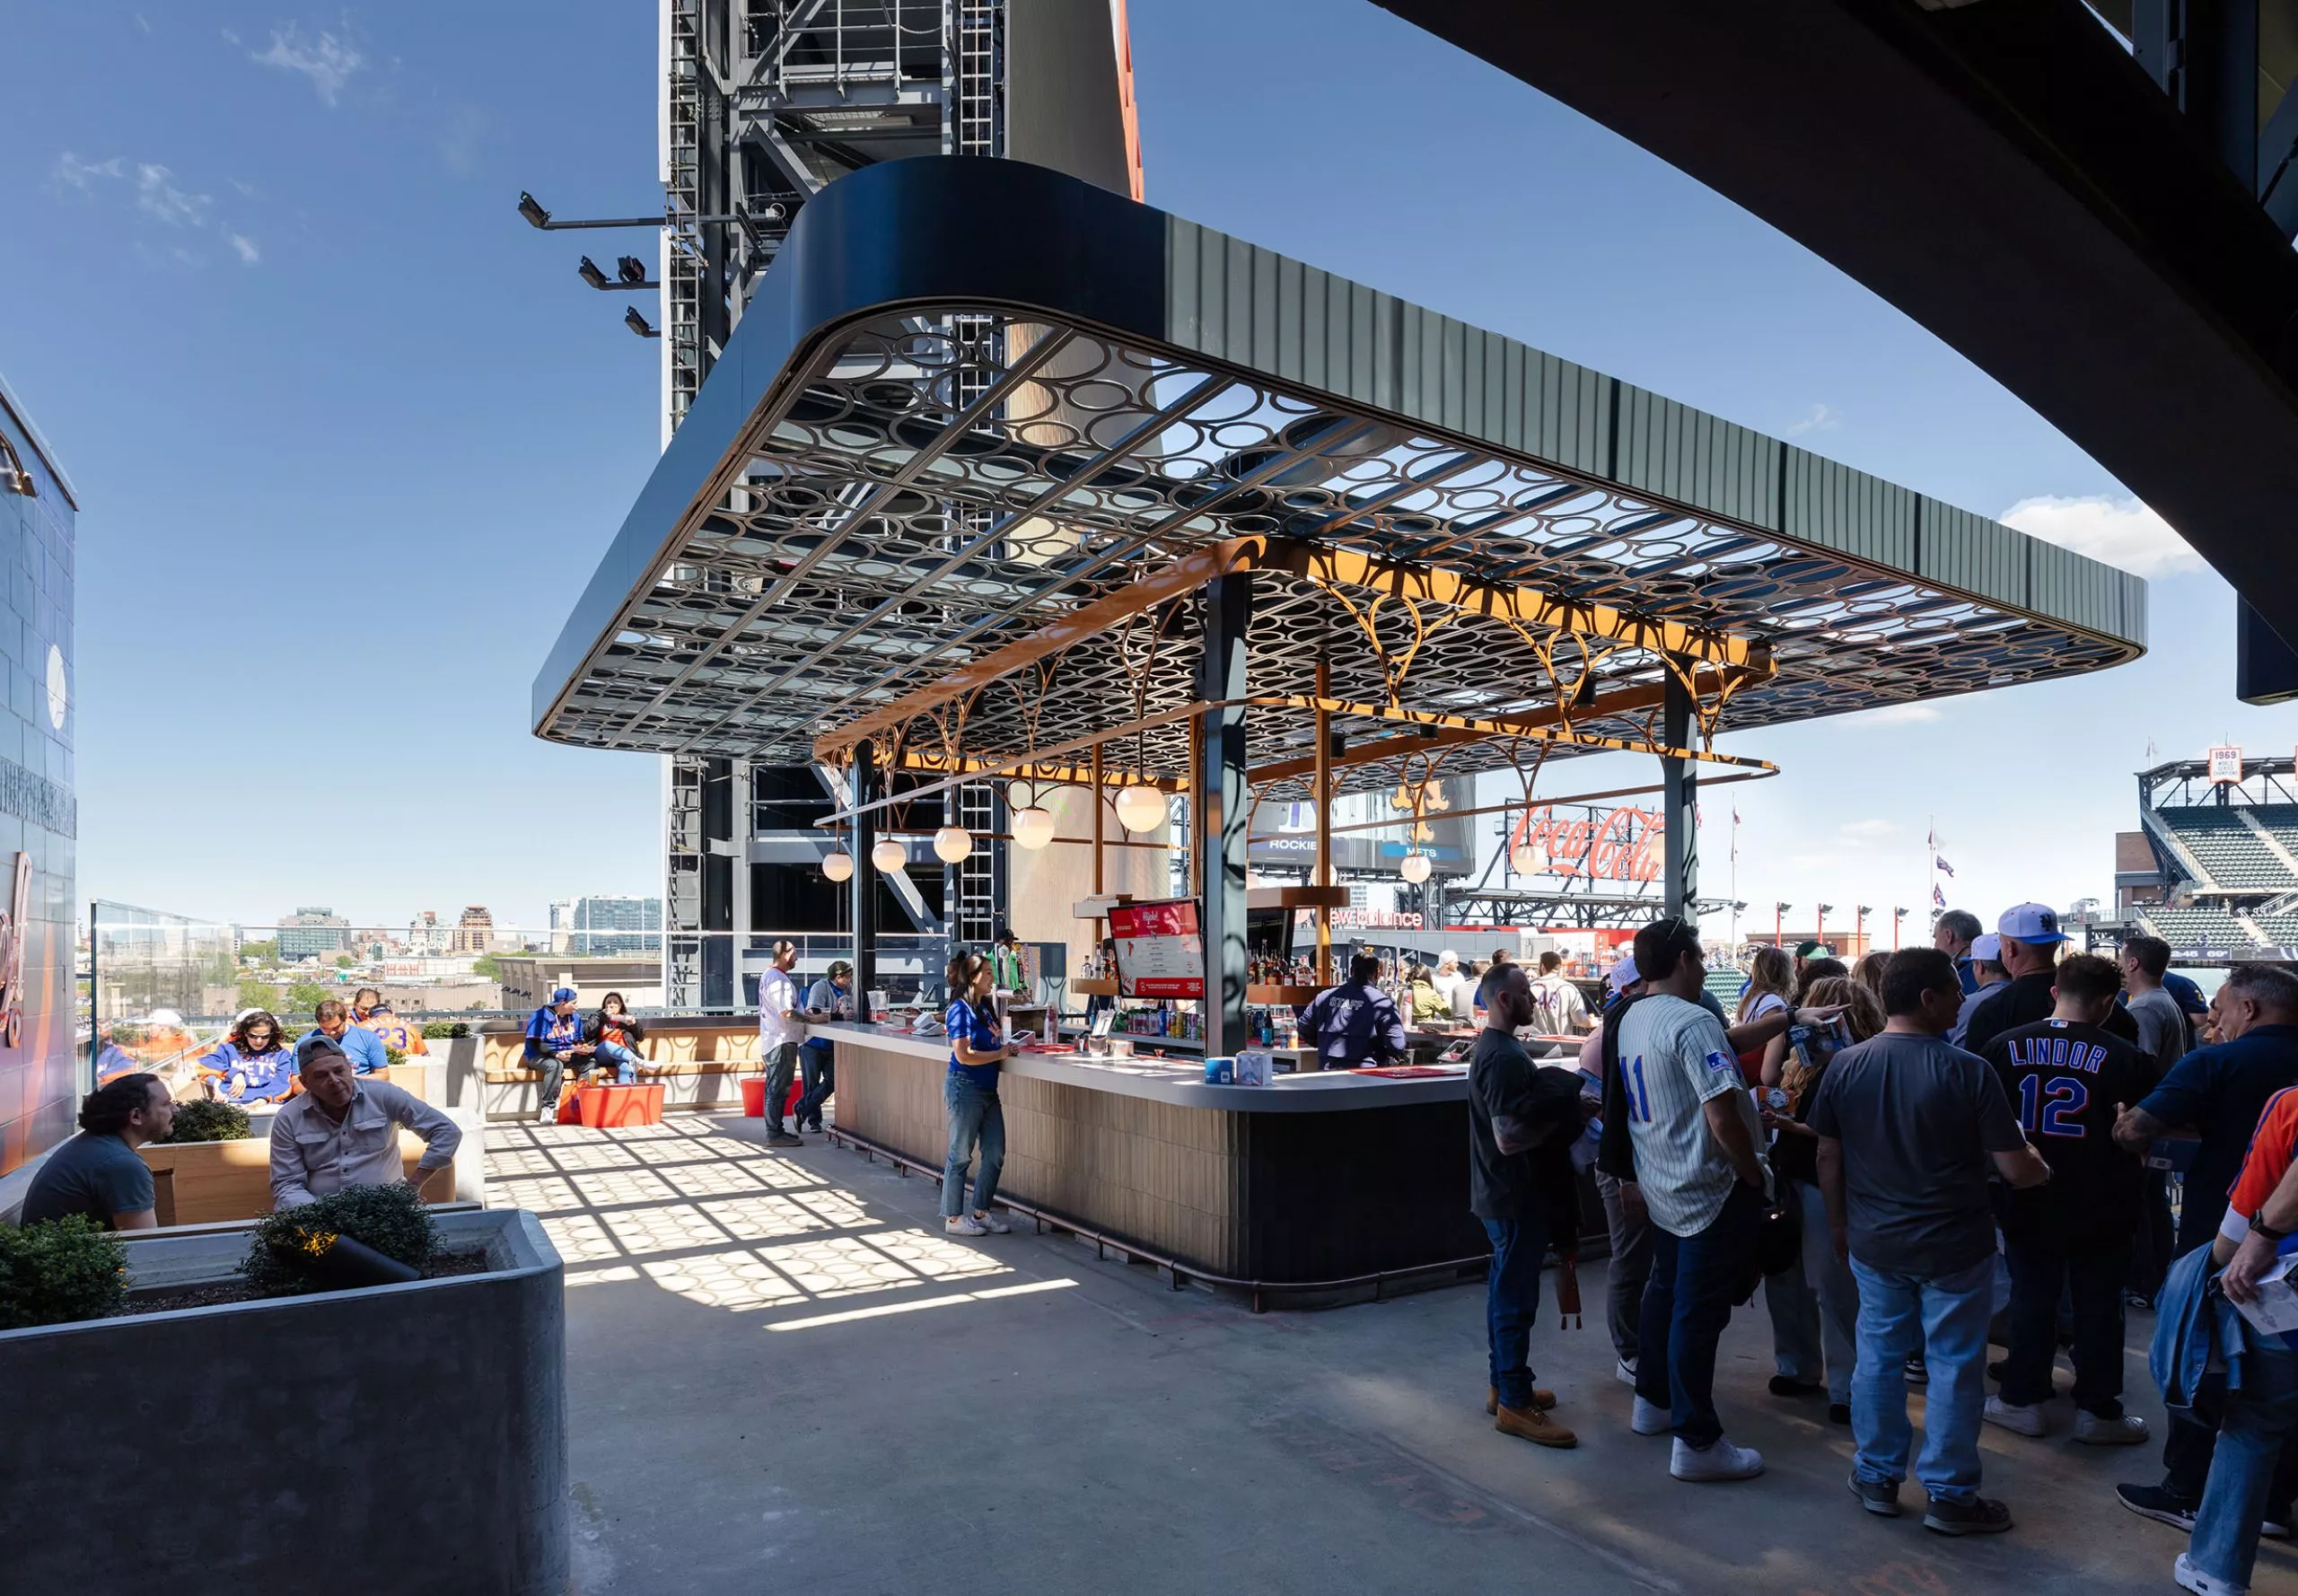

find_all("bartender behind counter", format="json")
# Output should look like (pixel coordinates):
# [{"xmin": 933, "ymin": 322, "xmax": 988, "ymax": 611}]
[{"xmin": 1298, "ymin": 953, "xmax": 1409, "ymax": 1070}]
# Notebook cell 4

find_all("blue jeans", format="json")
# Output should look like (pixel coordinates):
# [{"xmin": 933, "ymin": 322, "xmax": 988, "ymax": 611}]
[
  {"xmin": 1848, "ymin": 1252, "xmax": 1993, "ymax": 1501},
  {"xmin": 1482, "ymin": 1215, "xmax": 1547, "ymax": 1411},
  {"xmin": 589, "ymin": 1040, "xmax": 640, "ymax": 1085},
  {"xmin": 796, "ymin": 1044, "xmax": 834, "ymax": 1128},
  {"xmin": 1634, "ymin": 1180, "xmax": 1763, "ymax": 1448},
  {"xmin": 2193, "ymin": 1339, "xmax": 2298, "ymax": 1590},
  {"xmin": 940, "ymin": 1074, "xmax": 1005, "ymax": 1219}
]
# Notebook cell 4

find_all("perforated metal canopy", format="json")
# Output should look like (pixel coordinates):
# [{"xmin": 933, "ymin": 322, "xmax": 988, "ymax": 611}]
[{"xmin": 533, "ymin": 158, "xmax": 2145, "ymax": 801}]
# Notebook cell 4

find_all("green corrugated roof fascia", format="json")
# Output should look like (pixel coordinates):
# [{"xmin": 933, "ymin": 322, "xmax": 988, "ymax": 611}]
[{"xmin": 1162, "ymin": 217, "xmax": 2145, "ymax": 647}]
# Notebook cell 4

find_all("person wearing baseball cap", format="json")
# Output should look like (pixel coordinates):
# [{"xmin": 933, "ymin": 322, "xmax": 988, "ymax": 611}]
[
  {"xmin": 522, "ymin": 986, "xmax": 591, "ymax": 1125},
  {"xmin": 1947, "ymin": 934, "xmax": 2009, "ymax": 1048},
  {"xmin": 1961, "ymin": 904, "xmax": 2140, "ymax": 1057}
]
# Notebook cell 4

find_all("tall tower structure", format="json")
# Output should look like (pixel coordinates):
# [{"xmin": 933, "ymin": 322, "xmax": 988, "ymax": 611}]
[{"xmin": 653, "ymin": 0, "xmax": 1144, "ymax": 1008}]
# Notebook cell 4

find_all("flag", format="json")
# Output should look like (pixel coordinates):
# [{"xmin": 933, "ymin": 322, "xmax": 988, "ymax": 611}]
[
  {"xmin": 1731, "ymin": 805, "xmax": 1740, "ymax": 864},
  {"xmin": 1932, "ymin": 883, "xmax": 1946, "ymax": 908},
  {"xmin": 1934, "ymin": 855, "xmax": 1955, "ymax": 877}
]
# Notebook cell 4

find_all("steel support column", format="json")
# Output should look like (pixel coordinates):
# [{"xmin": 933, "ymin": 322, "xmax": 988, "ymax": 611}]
[
  {"xmin": 1197, "ymin": 574, "xmax": 1252, "ymax": 1055},
  {"xmin": 1662, "ymin": 665, "xmax": 1698, "ymax": 921},
  {"xmin": 851, "ymin": 745, "xmax": 880, "ymax": 1022}
]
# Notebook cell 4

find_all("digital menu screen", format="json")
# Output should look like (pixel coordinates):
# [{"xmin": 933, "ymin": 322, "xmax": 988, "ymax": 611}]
[{"xmin": 1109, "ymin": 898, "xmax": 1205, "ymax": 1000}]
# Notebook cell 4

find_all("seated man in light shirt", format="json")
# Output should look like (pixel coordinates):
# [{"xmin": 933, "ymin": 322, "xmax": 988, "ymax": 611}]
[{"xmin": 270, "ymin": 1035, "xmax": 461, "ymax": 1209}]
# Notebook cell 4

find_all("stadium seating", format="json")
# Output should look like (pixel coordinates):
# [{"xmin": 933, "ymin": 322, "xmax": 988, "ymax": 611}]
[
  {"xmin": 2156, "ymin": 807, "xmax": 2291, "ymax": 890},
  {"xmin": 2139, "ymin": 903, "xmax": 2263, "ymax": 952}
]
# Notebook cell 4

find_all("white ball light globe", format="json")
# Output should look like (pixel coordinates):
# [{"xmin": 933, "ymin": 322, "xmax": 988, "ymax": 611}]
[
  {"xmin": 933, "ymin": 825, "xmax": 973, "ymax": 864},
  {"xmin": 820, "ymin": 849, "xmax": 855, "ymax": 883},
  {"xmin": 1399, "ymin": 852, "xmax": 1434, "ymax": 884},
  {"xmin": 870, "ymin": 837, "xmax": 908, "ymax": 873},
  {"xmin": 1114, "ymin": 784, "xmax": 1166, "ymax": 834},
  {"xmin": 1011, "ymin": 806, "xmax": 1056, "ymax": 850},
  {"xmin": 1509, "ymin": 842, "xmax": 1541, "ymax": 877}
]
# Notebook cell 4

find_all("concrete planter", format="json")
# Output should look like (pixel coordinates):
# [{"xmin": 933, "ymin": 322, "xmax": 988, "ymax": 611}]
[
  {"xmin": 0, "ymin": 1208, "xmax": 568, "ymax": 1594},
  {"xmin": 426, "ymin": 1033, "xmax": 484, "ymax": 1109}
]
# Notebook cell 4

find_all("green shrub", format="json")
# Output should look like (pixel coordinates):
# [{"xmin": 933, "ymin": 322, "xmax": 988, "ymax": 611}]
[
  {"xmin": 159, "ymin": 1100, "xmax": 253, "ymax": 1144},
  {"xmin": 383, "ymin": 1044, "xmax": 408, "ymax": 1067},
  {"xmin": 420, "ymin": 1021, "xmax": 469, "ymax": 1039},
  {"xmin": 241, "ymin": 1182, "xmax": 440, "ymax": 1297},
  {"xmin": 0, "ymin": 1215, "xmax": 128, "ymax": 1329}
]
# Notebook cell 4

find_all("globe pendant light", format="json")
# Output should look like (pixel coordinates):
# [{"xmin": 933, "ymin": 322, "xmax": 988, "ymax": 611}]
[
  {"xmin": 870, "ymin": 837, "xmax": 908, "ymax": 873},
  {"xmin": 1011, "ymin": 806, "xmax": 1056, "ymax": 850},
  {"xmin": 820, "ymin": 848, "xmax": 855, "ymax": 883},
  {"xmin": 1509, "ymin": 841, "xmax": 1541, "ymax": 877},
  {"xmin": 1114, "ymin": 783, "xmax": 1166, "ymax": 834},
  {"xmin": 934, "ymin": 825, "xmax": 974, "ymax": 864},
  {"xmin": 1399, "ymin": 851, "xmax": 1434, "ymax": 884}
]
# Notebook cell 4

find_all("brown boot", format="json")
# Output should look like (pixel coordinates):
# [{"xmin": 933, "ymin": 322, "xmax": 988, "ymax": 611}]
[
  {"xmin": 1495, "ymin": 1402, "xmax": 1576, "ymax": 1449},
  {"xmin": 1487, "ymin": 1385, "xmax": 1557, "ymax": 1416}
]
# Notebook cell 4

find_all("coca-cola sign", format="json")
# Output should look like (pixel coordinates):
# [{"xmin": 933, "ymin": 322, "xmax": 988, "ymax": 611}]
[{"xmin": 1507, "ymin": 805, "xmax": 1662, "ymax": 884}]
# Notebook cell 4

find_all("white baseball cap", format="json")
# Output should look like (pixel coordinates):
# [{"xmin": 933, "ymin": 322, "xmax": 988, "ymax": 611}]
[
  {"xmin": 1997, "ymin": 903, "xmax": 2069, "ymax": 945},
  {"xmin": 1969, "ymin": 933, "xmax": 2003, "ymax": 963},
  {"xmin": 1607, "ymin": 952, "xmax": 1640, "ymax": 995}
]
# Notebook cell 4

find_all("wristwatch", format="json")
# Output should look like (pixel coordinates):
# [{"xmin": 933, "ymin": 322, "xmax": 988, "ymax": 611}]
[{"xmin": 2252, "ymin": 1209, "xmax": 2291, "ymax": 1244}]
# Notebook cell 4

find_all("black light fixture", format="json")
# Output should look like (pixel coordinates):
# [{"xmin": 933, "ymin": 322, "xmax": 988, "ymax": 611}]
[
  {"xmin": 518, "ymin": 191, "xmax": 552, "ymax": 229},
  {"xmin": 625, "ymin": 306, "xmax": 661, "ymax": 339},
  {"xmin": 616, "ymin": 255, "xmax": 650, "ymax": 286},
  {"xmin": 577, "ymin": 256, "xmax": 611, "ymax": 290}
]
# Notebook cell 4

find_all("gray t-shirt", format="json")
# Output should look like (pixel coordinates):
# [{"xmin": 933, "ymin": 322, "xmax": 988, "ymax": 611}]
[
  {"xmin": 19, "ymin": 1131, "xmax": 154, "ymax": 1227},
  {"xmin": 1808, "ymin": 1030, "xmax": 2025, "ymax": 1276},
  {"xmin": 2127, "ymin": 987, "xmax": 2188, "ymax": 1081}
]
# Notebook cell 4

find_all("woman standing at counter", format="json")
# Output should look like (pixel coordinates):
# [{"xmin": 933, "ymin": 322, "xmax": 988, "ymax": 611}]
[{"xmin": 942, "ymin": 951, "xmax": 1014, "ymax": 1238}]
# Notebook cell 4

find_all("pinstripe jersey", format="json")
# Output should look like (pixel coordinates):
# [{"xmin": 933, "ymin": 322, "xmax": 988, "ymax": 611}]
[{"xmin": 1616, "ymin": 994, "xmax": 1764, "ymax": 1237}]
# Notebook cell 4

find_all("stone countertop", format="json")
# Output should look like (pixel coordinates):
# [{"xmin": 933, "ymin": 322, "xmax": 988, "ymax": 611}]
[{"xmin": 804, "ymin": 1021, "xmax": 1472, "ymax": 1113}]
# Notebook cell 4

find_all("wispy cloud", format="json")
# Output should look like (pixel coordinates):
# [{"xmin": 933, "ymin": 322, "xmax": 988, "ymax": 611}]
[
  {"xmin": 1838, "ymin": 819, "xmax": 1899, "ymax": 839},
  {"xmin": 1847, "ymin": 702, "xmax": 1942, "ymax": 728},
  {"xmin": 249, "ymin": 23, "xmax": 364, "ymax": 106},
  {"xmin": 1999, "ymin": 494, "xmax": 2203, "ymax": 579},
  {"xmin": 1785, "ymin": 403, "xmax": 1839, "ymax": 436},
  {"xmin": 53, "ymin": 153, "xmax": 259, "ymax": 267}
]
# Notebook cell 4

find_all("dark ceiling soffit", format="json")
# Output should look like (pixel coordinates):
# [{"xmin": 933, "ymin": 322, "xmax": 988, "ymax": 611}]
[{"xmin": 1371, "ymin": 0, "xmax": 2298, "ymax": 647}]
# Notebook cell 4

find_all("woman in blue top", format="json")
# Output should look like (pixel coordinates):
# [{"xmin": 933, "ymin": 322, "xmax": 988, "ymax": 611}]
[
  {"xmin": 942, "ymin": 950, "xmax": 1014, "ymax": 1238},
  {"xmin": 197, "ymin": 1009, "xmax": 297, "ymax": 1104}
]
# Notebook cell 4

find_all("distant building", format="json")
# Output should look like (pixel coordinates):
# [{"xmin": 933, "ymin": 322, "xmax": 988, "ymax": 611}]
[
  {"xmin": 553, "ymin": 895, "xmax": 663, "ymax": 957},
  {"xmin": 277, "ymin": 906, "xmax": 351, "ymax": 960},
  {"xmin": 407, "ymin": 909, "xmax": 449, "ymax": 957},
  {"xmin": 452, "ymin": 906, "xmax": 495, "ymax": 954},
  {"xmin": 495, "ymin": 955, "xmax": 662, "ymax": 1013}
]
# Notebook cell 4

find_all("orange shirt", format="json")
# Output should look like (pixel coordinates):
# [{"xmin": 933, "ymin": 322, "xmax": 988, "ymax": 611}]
[{"xmin": 2222, "ymin": 1085, "xmax": 2298, "ymax": 1244}]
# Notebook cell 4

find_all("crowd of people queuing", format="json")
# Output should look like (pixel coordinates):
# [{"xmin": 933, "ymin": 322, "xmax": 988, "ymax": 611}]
[{"xmin": 1468, "ymin": 903, "xmax": 2298, "ymax": 1595}]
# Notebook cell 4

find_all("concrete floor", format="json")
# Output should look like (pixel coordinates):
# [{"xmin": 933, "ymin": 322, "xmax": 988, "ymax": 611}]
[{"xmin": 487, "ymin": 1113, "xmax": 2298, "ymax": 1596}]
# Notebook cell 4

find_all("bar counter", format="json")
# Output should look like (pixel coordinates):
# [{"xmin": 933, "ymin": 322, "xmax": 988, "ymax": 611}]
[{"xmin": 810, "ymin": 1021, "xmax": 1492, "ymax": 1300}]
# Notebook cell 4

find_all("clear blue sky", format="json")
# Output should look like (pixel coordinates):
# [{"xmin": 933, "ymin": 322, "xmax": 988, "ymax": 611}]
[{"xmin": 4, "ymin": 1, "xmax": 2289, "ymax": 936}]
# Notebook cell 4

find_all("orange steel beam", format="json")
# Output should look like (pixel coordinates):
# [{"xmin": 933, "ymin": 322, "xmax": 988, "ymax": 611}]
[
  {"xmin": 896, "ymin": 749, "xmax": 1184, "ymax": 794},
  {"xmin": 1253, "ymin": 695, "xmax": 1775, "ymax": 772},
  {"xmin": 811, "ymin": 536, "xmax": 1769, "ymax": 761}
]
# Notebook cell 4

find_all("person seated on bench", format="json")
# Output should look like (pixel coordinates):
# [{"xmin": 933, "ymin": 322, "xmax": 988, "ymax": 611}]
[
  {"xmin": 270, "ymin": 1035, "xmax": 460, "ymax": 1209},
  {"xmin": 304, "ymin": 998, "xmax": 388, "ymax": 1075},
  {"xmin": 523, "ymin": 987, "xmax": 636, "ymax": 1120},
  {"xmin": 583, "ymin": 992, "xmax": 646, "ymax": 1086},
  {"xmin": 197, "ymin": 1009, "xmax": 298, "ymax": 1104},
  {"xmin": 359, "ymin": 1000, "xmax": 429, "ymax": 1061},
  {"xmin": 19, "ymin": 1072, "xmax": 176, "ymax": 1231}
]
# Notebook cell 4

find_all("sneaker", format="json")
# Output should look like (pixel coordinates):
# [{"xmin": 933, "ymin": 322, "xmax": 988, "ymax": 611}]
[
  {"xmin": 1904, "ymin": 1353, "xmax": 1928, "ymax": 1386},
  {"xmin": 943, "ymin": 1214, "xmax": 988, "ymax": 1236},
  {"xmin": 1495, "ymin": 1403, "xmax": 1577, "ymax": 1449},
  {"xmin": 2117, "ymin": 1483, "xmax": 2198, "ymax": 1532},
  {"xmin": 974, "ymin": 1210, "xmax": 1013, "ymax": 1233},
  {"xmin": 2175, "ymin": 1552, "xmax": 2249, "ymax": 1595},
  {"xmin": 1615, "ymin": 1356, "xmax": 1638, "ymax": 1387},
  {"xmin": 1486, "ymin": 1386, "xmax": 1557, "ymax": 1416},
  {"xmin": 2262, "ymin": 1519, "xmax": 2291, "ymax": 1541},
  {"xmin": 1848, "ymin": 1473, "xmax": 1902, "ymax": 1518},
  {"xmin": 1631, "ymin": 1396, "xmax": 1671, "ymax": 1436},
  {"xmin": 1924, "ymin": 1495, "xmax": 2012, "ymax": 1536},
  {"xmin": 1829, "ymin": 1402, "xmax": 1853, "ymax": 1426},
  {"xmin": 2127, "ymin": 1290, "xmax": 2157, "ymax": 1311},
  {"xmin": 1671, "ymin": 1436, "xmax": 1763, "ymax": 1482},
  {"xmin": 1984, "ymin": 1396, "xmax": 2047, "ymax": 1438},
  {"xmin": 1987, "ymin": 1357, "xmax": 2008, "ymax": 1383},
  {"xmin": 766, "ymin": 1130, "xmax": 803, "ymax": 1147},
  {"xmin": 2074, "ymin": 1409, "xmax": 2150, "ymax": 1446},
  {"xmin": 1768, "ymin": 1374, "xmax": 1824, "ymax": 1398}
]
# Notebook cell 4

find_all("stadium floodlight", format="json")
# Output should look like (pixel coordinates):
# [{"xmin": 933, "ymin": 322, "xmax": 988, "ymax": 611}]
[
  {"xmin": 518, "ymin": 191, "xmax": 552, "ymax": 229},
  {"xmin": 578, "ymin": 257, "xmax": 611, "ymax": 291},
  {"xmin": 625, "ymin": 307, "xmax": 660, "ymax": 339},
  {"xmin": 617, "ymin": 256, "xmax": 650, "ymax": 286}
]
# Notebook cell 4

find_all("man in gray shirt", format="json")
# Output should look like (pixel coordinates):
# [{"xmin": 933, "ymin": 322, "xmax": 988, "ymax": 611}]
[
  {"xmin": 1812, "ymin": 948, "xmax": 2048, "ymax": 1536},
  {"xmin": 2119, "ymin": 933, "xmax": 2189, "ymax": 1078},
  {"xmin": 270, "ymin": 1036, "xmax": 460, "ymax": 1209}
]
